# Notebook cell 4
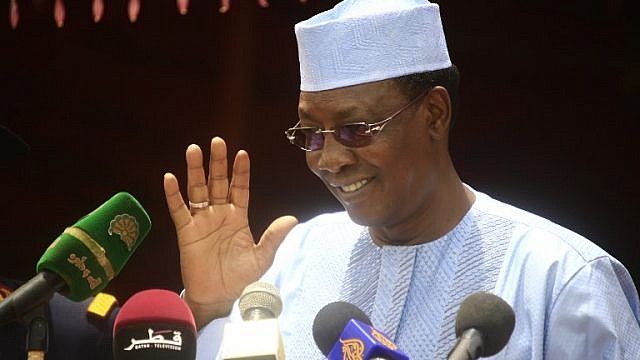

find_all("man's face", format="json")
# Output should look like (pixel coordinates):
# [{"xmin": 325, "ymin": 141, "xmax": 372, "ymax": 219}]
[{"xmin": 298, "ymin": 80, "xmax": 440, "ymax": 229}]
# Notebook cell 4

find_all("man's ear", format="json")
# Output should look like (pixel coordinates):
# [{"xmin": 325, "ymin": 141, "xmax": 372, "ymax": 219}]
[{"xmin": 424, "ymin": 86, "xmax": 451, "ymax": 140}]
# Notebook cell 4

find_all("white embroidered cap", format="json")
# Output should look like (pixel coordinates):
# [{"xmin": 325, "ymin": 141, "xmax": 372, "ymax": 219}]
[{"xmin": 295, "ymin": 0, "xmax": 452, "ymax": 92}]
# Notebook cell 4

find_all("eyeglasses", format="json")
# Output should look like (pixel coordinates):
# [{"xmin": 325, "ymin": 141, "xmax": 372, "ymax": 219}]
[{"xmin": 284, "ymin": 89, "xmax": 429, "ymax": 151}]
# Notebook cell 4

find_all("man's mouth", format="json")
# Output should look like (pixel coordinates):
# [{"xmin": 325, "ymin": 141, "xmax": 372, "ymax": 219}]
[{"xmin": 336, "ymin": 178, "xmax": 370, "ymax": 193}]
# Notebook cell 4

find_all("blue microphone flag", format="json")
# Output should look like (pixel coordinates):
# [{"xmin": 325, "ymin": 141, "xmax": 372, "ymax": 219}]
[{"xmin": 327, "ymin": 319, "xmax": 409, "ymax": 360}]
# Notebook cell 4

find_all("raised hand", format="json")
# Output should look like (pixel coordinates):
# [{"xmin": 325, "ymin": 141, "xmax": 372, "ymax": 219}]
[{"xmin": 163, "ymin": 137, "xmax": 297, "ymax": 329}]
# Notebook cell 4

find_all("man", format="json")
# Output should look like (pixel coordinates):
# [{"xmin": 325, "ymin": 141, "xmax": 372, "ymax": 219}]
[{"xmin": 163, "ymin": 0, "xmax": 640, "ymax": 358}]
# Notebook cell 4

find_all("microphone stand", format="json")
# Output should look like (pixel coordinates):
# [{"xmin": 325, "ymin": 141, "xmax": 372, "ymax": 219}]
[
  {"xmin": 448, "ymin": 328, "xmax": 483, "ymax": 360},
  {"xmin": 23, "ymin": 302, "xmax": 49, "ymax": 360}
]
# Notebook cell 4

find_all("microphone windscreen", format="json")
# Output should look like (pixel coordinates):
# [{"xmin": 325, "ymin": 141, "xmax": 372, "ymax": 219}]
[
  {"xmin": 238, "ymin": 281, "xmax": 282, "ymax": 320},
  {"xmin": 312, "ymin": 301, "xmax": 371, "ymax": 356},
  {"xmin": 454, "ymin": 292, "xmax": 515, "ymax": 356},
  {"xmin": 113, "ymin": 289, "xmax": 196, "ymax": 360},
  {"xmin": 36, "ymin": 192, "xmax": 151, "ymax": 301}
]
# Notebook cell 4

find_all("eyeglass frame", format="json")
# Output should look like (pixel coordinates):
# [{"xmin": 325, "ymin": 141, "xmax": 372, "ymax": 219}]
[{"xmin": 284, "ymin": 87, "xmax": 432, "ymax": 152}]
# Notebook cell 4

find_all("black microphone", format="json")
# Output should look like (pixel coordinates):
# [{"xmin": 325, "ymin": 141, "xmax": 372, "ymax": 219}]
[
  {"xmin": 312, "ymin": 301, "xmax": 408, "ymax": 360},
  {"xmin": 0, "ymin": 192, "xmax": 151, "ymax": 326},
  {"xmin": 447, "ymin": 292, "xmax": 515, "ymax": 360},
  {"xmin": 0, "ymin": 124, "xmax": 30, "ymax": 158}
]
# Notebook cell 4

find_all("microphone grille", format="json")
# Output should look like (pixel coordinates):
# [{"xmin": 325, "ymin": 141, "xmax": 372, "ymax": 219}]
[
  {"xmin": 455, "ymin": 292, "xmax": 515, "ymax": 356},
  {"xmin": 238, "ymin": 281, "xmax": 282, "ymax": 320},
  {"xmin": 312, "ymin": 301, "xmax": 371, "ymax": 356}
]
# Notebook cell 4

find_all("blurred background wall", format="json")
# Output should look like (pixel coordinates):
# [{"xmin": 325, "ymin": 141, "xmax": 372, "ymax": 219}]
[{"xmin": 1, "ymin": 0, "xmax": 638, "ymax": 302}]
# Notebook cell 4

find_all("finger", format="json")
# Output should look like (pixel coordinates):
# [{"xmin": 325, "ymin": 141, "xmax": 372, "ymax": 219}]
[
  {"xmin": 127, "ymin": 0, "xmax": 139, "ymax": 23},
  {"xmin": 219, "ymin": 0, "xmax": 229, "ymax": 13},
  {"xmin": 186, "ymin": 144, "xmax": 209, "ymax": 206},
  {"xmin": 163, "ymin": 173, "xmax": 192, "ymax": 232},
  {"xmin": 176, "ymin": 0, "xmax": 188, "ymax": 15},
  {"xmin": 256, "ymin": 215, "xmax": 298, "ymax": 261},
  {"xmin": 257, "ymin": 0, "xmax": 269, "ymax": 8},
  {"xmin": 228, "ymin": 150, "xmax": 250, "ymax": 209},
  {"xmin": 208, "ymin": 137, "xmax": 229, "ymax": 205}
]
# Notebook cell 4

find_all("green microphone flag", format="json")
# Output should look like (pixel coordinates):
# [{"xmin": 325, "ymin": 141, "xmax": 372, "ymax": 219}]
[{"xmin": 36, "ymin": 192, "xmax": 151, "ymax": 301}]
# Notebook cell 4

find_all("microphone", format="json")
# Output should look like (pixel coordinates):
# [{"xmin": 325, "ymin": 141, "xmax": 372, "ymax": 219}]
[
  {"xmin": 112, "ymin": 289, "xmax": 197, "ymax": 360},
  {"xmin": 0, "ymin": 192, "xmax": 151, "ymax": 326},
  {"xmin": 220, "ymin": 281, "xmax": 285, "ymax": 360},
  {"xmin": 312, "ymin": 301, "xmax": 409, "ymax": 360},
  {"xmin": 0, "ymin": 124, "xmax": 30, "ymax": 158},
  {"xmin": 447, "ymin": 292, "xmax": 515, "ymax": 360}
]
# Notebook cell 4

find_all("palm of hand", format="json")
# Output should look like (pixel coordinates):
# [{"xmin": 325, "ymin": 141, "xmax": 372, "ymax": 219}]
[
  {"xmin": 164, "ymin": 138, "xmax": 297, "ymax": 325},
  {"xmin": 178, "ymin": 204, "xmax": 267, "ymax": 307}
]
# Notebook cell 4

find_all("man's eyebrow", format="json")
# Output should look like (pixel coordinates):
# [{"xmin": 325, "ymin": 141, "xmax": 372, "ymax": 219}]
[{"xmin": 298, "ymin": 107, "xmax": 312, "ymax": 121}]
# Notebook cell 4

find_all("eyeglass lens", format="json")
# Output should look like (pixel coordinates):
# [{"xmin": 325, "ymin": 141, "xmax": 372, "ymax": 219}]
[{"xmin": 293, "ymin": 123, "xmax": 371, "ymax": 151}]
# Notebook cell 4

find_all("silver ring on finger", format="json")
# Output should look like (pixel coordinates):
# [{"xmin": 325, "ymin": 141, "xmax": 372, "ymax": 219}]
[{"xmin": 189, "ymin": 200, "xmax": 210, "ymax": 209}]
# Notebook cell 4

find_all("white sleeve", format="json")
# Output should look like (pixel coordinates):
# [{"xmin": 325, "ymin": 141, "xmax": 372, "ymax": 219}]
[
  {"xmin": 545, "ymin": 257, "xmax": 640, "ymax": 359},
  {"xmin": 195, "ymin": 316, "xmax": 230, "ymax": 360}
]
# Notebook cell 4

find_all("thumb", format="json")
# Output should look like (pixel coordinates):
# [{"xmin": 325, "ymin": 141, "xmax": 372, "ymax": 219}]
[{"xmin": 256, "ymin": 215, "xmax": 298, "ymax": 261}]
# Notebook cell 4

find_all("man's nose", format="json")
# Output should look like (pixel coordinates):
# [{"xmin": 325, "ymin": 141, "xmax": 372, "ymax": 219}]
[{"xmin": 315, "ymin": 134, "xmax": 357, "ymax": 174}]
